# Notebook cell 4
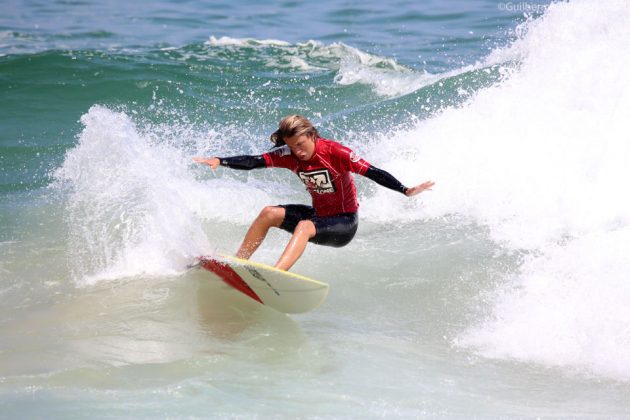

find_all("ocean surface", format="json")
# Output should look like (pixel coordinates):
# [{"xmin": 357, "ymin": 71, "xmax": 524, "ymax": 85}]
[{"xmin": 2, "ymin": 0, "xmax": 630, "ymax": 417}]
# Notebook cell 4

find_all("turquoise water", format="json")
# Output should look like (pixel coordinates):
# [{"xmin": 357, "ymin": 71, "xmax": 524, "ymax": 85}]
[{"xmin": 3, "ymin": 0, "xmax": 630, "ymax": 417}]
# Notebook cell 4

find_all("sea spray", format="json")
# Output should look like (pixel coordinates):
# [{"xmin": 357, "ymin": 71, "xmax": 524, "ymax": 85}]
[{"xmin": 54, "ymin": 106, "xmax": 211, "ymax": 283}]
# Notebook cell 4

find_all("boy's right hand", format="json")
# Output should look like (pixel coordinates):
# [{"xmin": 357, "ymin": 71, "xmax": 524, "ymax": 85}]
[{"xmin": 193, "ymin": 157, "xmax": 220, "ymax": 170}]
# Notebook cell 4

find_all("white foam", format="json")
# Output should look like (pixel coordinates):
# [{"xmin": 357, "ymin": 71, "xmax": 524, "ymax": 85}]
[
  {"xmin": 206, "ymin": 35, "xmax": 290, "ymax": 47},
  {"xmin": 355, "ymin": 0, "xmax": 630, "ymax": 379},
  {"xmin": 457, "ymin": 226, "xmax": 630, "ymax": 380}
]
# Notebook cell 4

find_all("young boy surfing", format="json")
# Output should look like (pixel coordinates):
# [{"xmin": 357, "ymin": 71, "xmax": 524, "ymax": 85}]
[{"xmin": 193, "ymin": 115, "xmax": 434, "ymax": 271}]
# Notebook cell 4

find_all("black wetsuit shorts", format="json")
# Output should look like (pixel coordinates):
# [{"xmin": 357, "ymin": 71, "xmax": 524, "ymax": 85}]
[{"xmin": 278, "ymin": 204, "xmax": 358, "ymax": 248}]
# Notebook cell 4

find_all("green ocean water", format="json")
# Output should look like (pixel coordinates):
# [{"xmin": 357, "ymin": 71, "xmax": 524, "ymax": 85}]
[{"xmin": 3, "ymin": 0, "xmax": 630, "ymax": 417}]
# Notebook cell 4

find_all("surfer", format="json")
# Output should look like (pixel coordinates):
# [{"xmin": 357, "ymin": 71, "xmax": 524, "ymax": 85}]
[{"xmin": 193, "ymin": 115, "xmax": 434, "ymax": 271}]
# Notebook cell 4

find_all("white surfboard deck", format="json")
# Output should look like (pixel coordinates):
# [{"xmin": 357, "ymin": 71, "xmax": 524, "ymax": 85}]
[{"xmin": 196, "ymin": 254, "xmax": 329, "ymax": 314}]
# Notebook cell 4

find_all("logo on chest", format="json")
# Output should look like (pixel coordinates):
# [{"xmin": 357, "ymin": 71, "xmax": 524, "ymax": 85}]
[{"xmin": 298, "ymin": 169, "xmax": 336, "ymax": 194}]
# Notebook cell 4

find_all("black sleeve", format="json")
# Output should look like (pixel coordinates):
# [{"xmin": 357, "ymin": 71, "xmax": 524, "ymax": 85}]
[
  {"xmin": 363, "ymin": 165, "xmax": 408, "ymax": 195},
  {"xmin": 218, "ymin": 155, "xmax": 266, "ymax": 170}
]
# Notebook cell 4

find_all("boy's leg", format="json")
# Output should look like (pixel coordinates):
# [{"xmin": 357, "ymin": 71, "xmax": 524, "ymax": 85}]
[
  {"xmin": 236, "ymin": 206, "xmax": 285, "ymax": 259},
  {"xmin": 274, "ymin": 220, "xmax": 316, "ymax": 271}
]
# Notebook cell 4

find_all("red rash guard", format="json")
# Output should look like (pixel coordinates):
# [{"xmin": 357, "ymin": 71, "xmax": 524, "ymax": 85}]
[{"xmin": 262, "ymin": 138, "xmax": 371, "ymax": 217}]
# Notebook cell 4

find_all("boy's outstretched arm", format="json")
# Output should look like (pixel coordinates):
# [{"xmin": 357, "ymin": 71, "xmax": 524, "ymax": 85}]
[
  {"xmin": 363, "ymin": 166, "xmax": 434, "ymax": 197},
  {"xmin": 193, "ymin": 155, "xmax": 266, "ymax": 170}
]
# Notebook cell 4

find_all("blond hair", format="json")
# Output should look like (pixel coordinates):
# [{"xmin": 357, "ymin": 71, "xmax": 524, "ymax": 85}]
[{"xmin": 270, "ymin": 115, "xmax": 320, "ymax": 146}]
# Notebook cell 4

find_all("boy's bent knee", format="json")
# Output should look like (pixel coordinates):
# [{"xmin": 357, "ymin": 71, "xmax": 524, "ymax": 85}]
[
  {"xmin": 258, "ymin": 206, "xmax": 285, "ymax": 226},
  {"xmin": 295, "ymin": 220, "xmax": 316, "ymax": 238}
]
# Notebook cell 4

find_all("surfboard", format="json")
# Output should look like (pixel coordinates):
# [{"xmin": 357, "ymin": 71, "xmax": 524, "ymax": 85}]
[{"xmin": 195, "ymin": 254, "xmax": 329, "ymax": 314}]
